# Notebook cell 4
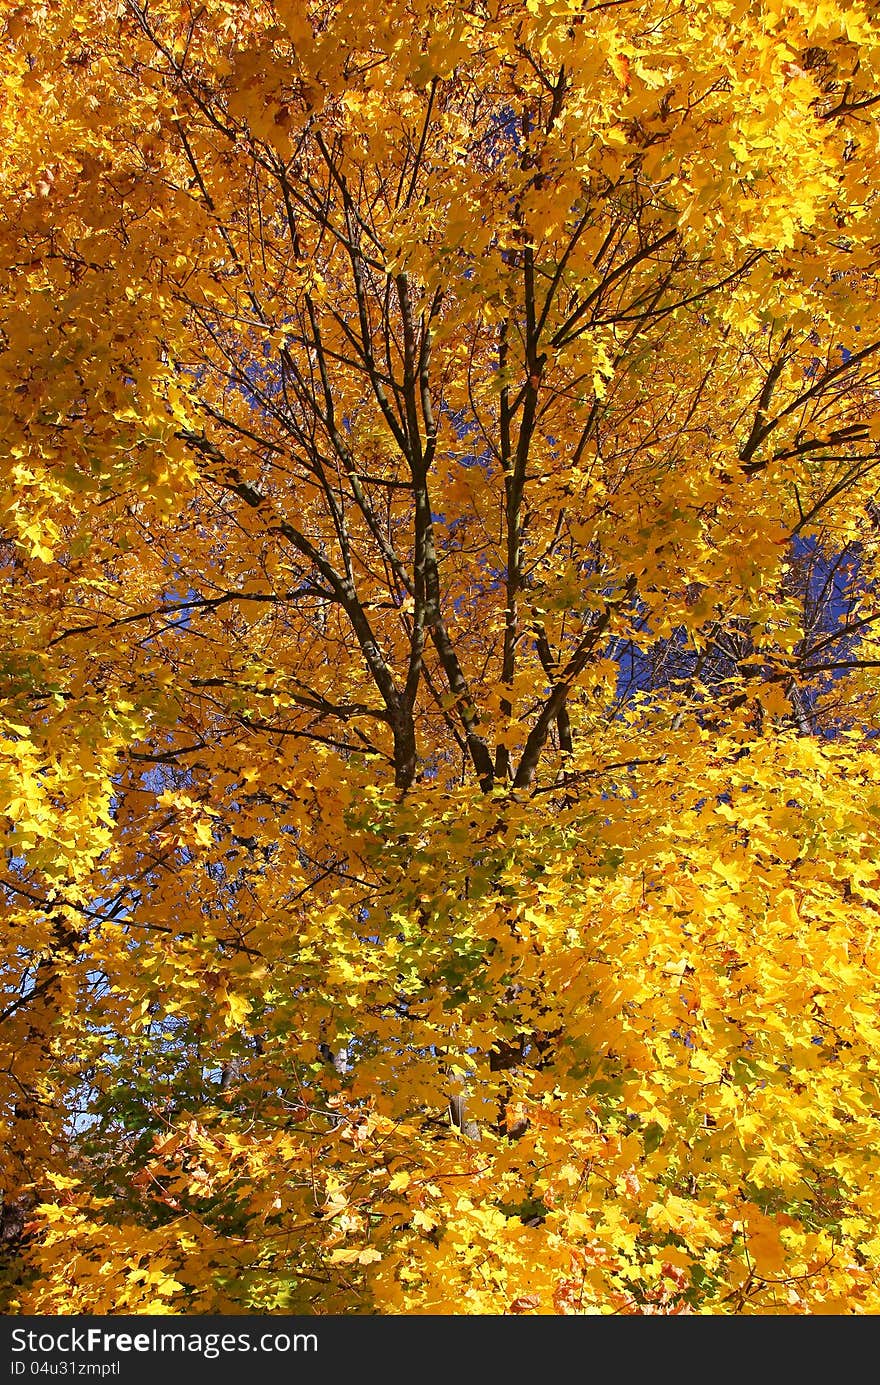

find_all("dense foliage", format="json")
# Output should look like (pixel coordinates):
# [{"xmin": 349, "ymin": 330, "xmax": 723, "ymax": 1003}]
[{"xmin": 2, "ymin": 0, "xmax": 880, "ymax": 1313}]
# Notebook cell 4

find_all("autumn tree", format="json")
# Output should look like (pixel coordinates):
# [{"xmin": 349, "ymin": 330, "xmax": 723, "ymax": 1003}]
[{"xmin": 2, "ymin": 0, "xmax": 880, "ymax": 1313}]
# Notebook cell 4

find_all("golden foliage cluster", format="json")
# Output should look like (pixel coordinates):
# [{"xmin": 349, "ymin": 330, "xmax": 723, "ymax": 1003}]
[{"xmin": 2, "ymin": 0, "xmax": 880, "ymax": 1313}]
